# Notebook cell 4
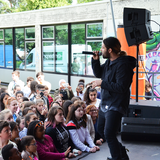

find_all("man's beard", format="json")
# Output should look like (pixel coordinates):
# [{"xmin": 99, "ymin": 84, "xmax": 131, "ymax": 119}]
[{"xmin": 102, "ymin": 50, "xmax": 110, "ymax": 59}]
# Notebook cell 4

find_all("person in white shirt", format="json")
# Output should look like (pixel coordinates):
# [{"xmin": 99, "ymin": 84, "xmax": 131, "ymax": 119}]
[
  {"xmin": 22, "ymin": 77, "xmax": 34, "ymax": 98},
  {"xmin": 66, "ymin": 103, "xmax": 100, "ymax": 153},
  {"xmin": 36, "ymin": 72, "xmax": 51, "ymax": 92},
  {"xmin": 8, "ymin": 70, "xmax": 25, "ymax": 97}
]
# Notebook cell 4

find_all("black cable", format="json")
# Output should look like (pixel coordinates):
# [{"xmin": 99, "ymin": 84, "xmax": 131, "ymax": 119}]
[{"xmin": 148, "ymin": 20, "xmax": 160, "ymax": 27}]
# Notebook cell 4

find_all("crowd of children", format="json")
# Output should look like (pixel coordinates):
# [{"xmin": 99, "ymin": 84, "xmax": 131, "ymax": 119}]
[{"xmin": 0, "ymin": 70, "xmax": 103, "ymax": 160}]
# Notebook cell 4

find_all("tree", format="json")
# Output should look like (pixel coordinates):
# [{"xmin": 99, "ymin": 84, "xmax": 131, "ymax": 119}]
[
  {"xmin": 0, "ymin": 0, "xmax": 12, "ymax": 13},
  {"xmin": 18, "ymin": 0, "xmax": 71, "ymax": 11},
  {"xmin": 77, "ymin": 0, "xmax": 101, "ymax": 3}
]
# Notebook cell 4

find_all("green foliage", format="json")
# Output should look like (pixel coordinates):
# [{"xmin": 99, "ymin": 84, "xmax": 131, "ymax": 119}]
[
  {"xmin": 0, "ymin": 30, "xmax": 3, "ymax": 39},
  {"xmin": 56, "ymin": 25, "xmax": 68, "ymax": 45},
  {"xmin": 18, "ymin": 0, "xmax": 70, "ymax": 11},
  {"xmin": 5, "ymin": 29, "xmax": 13, "ymax": 45},
  {"xmin": 71, "ymin": 24, "xmax": 85, "ymax": 44},
  {"xmin": 77, "ymin": 0, "xmax": 101, "ymax": 3},
  {"xmin": 0, "ymin": 0, "xmax": 13, "ymax": 13}
]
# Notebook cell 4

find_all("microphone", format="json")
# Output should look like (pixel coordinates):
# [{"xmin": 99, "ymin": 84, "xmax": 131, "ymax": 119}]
[{"xmin": 82, "ymin": 51, "xmax": 102, "ymax": 56}]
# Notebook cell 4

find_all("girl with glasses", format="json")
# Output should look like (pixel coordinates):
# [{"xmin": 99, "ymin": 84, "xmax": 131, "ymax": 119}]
[
  {"xmin": 27, "ymin": 120, "xmax": 71, "ymax": 160},
  {"xmin": 21, "ymin": 135, "xmax": 39, "ymax": 160},
  {"xmin": 86, "ymin": 105, "xmax": 104, "ymax": 145}
]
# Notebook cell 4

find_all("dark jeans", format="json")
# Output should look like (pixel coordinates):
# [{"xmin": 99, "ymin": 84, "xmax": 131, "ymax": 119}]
[{"xmin": 97, "ymin": 109, "xmax": 124, "ymax": 160}]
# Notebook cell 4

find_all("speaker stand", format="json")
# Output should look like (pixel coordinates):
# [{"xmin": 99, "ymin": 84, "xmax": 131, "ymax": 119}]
[{"xmin": 136, "ymin": 44, "xmax": 139, "ymax": 102}]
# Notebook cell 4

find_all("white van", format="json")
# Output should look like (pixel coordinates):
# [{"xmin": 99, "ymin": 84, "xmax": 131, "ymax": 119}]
[{"xmin": 19, "ymin": 44, "xmax": 92, "ymax": 73}]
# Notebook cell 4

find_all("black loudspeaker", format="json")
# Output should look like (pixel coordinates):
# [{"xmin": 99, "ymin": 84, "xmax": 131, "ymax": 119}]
[
  {"xmin": 123, "ymin": 8, "xmax": 153, "ymax": 46},
  {"xmin": 121, "ymin": 117, "xmax": 160, "ymax": 142},
  {"xmin": 121, "ymin": 100, "xmax": 160, "ymax": 142}
]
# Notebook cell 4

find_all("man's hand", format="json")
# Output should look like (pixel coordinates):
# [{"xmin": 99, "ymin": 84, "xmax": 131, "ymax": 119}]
[
  {"xmin": 93, "ymin": 51, "xmax": 100, "ymax": 60},
  {"xmin": 91, "ymin": 80, "xmax": 102, "ymax": 88}
]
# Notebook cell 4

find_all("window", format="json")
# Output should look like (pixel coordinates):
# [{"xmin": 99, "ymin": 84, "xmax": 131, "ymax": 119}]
[
  {"xmin": 0, "ymin": 29, "xmax": 4, "ymax": 40},
  {"xmin": 0, "ymin": 29, "xmax": 13, "ymax": 68},
  {"xmin": 25, "ymin": 42, "xmax": 35, "ymax": 70},
  {"xmin": 5, "ymin": 29, "xmax": 13, "ymax": 68},
  {"xmin": 42, "ymin": 25, "xmax": 68, "ymax": 73},
  {"xmin": 71, "ymin": 22, "xmax": 103, "ymax": 76},
  {"xmin": 42, "ymin": 26, "xmax": 54, "ymax": 39},
  {"xmin": 15, "ymin": 27, "xmax": 35, "ymax": 70},
  {"xmin": 87, "ymin": 23, "xmax": 103, "ymax": 38},
  {"xmin": 42, "ymin": 41, "xmax": 54, "ymax": 72},
  {"xmin": 0, "ymin": 42, "xmax": 4, "ymax": 67}
]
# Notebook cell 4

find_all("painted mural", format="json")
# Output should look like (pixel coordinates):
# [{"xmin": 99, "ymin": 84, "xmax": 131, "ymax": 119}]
[{"xmin": 146, "ymin": 32, "xmax": 160, "ymax": 100}]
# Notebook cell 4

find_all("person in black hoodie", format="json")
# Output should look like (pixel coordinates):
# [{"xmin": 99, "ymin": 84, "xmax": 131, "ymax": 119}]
[{"xmin": 91, "ymin": 37, "xmax": 136, "ymax": 160}]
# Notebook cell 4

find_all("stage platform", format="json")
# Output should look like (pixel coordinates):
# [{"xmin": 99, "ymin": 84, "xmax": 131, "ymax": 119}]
[{"xmin": 71, "ymin": 134, "xmax": 160, "ymax": 160}]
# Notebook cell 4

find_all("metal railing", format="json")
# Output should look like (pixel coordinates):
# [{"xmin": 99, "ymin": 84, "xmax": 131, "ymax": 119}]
[{"xmin": 130, "ymin": 71, "xmax": 160, "ymax": 100}]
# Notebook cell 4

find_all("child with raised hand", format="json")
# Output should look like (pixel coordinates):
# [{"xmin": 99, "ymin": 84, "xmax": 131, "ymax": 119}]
[
  {"xmin": 27, "ymin": 120, "xmax": 71, "ymax": 160},
  {"xmin": 6, "ymin": 97, "xmax": 19, "ymax": 121},
  {"xmin": 45, "ymin": 106, "xmax": 82, "ymax": 158},
  {"xmin": 21, "ymin": 135, "xmax": 39, "ymax": 160},
  {"xmin": 0, "ymin": 121, "xmax": 18, "ymax": 159},
  {"xmin": 66, "ymin": 104, "xmax": 100, "ymax": 153},
  {"xmin": 35, "ymin": 99, "xmax": 48, "ymax": 122}
]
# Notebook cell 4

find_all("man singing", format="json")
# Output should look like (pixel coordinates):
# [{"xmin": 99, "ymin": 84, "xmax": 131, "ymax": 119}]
[{"xmin": 91, "ymin": 37, "xmax": 136, "ymax": 160}]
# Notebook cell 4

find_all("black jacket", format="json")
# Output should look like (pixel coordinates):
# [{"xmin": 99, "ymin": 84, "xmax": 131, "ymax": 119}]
[{"xmin": 92, "ymin": 56, "xmax": 136, "ymax": 115}]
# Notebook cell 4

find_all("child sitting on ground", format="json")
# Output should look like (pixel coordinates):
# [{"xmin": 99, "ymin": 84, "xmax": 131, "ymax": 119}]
[
  {"xmin": 35, "ymin": 99, "xmax": 48, "ymax": 122},
  {"xmin": 2, "ymin": 144, "xmax": 22, "ymax": 160},
  {"xmin": 0, "ymin": 121, "xmax": 18, "ymax": 159},
  {"xmin": 6, "ymin": 97, "xmax": 19, "ymax": 121},
  {"xmin": 9, "ymin": 121, "xmax": 21, "ymax": 152},
  {"xmin": 21, "ymin": 135, "xmax": 39, "ymax": 160},
  {"xmin": 19, "ymin": 113, "xmax": 38, "ymax": 139}
]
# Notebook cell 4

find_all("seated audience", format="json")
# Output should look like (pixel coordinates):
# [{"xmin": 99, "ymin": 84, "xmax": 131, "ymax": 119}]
[
  {"xmin": 45, "ymin": 106, "xmax": 82, "ymax": 157},
  {"xmin": 0, "ymin": 93, "xmax": 10, "ymax": 111},
  {"xmin": 74, "ymin": 100, "xmax": 95, "ymax": 142},
  {"xmin": 35, "ymin": 99, "xmax": 48, "ymax": 122},
  {"xmin": 0, "ymin": 109, "xmax": 13, "ymax": 122},
  {"xmin": 58, "ymin": 79, "xmax": 74, "ymax": 100},
  {"xmin": 62, "ymin": 100, "xmax": 73, "ymax": 119},
  {"xmin": 44, "ymin": 85, "xmax": 53, "ymax": 108},
  {"xmin": 2, "ymin": 144, "xmax": 22, "ymax": 160},
  {"xmin": 13, "ymin": 85, "xmax": 21, "ymax": 97},
  {"xmin": 0, "ymin": 121, "xmax": 17, "ymax": 159},
  {"xmin": 19, "ymin": 113, "xmax": 38, "ymax": 139},
  {"xmin": 28, "ymin": 81, "xmax": 38, "ymax": 100},
  {"xmin": 86, "ymin": 105, "xmax": 104, "ymax": 145},
  {"xmin": 6, "ymin": 97, "xmax": 19, "ymax": 121},
  {"xmin": 8, "ymin": 70, "xmax": 25, "ymax": 97},
  {"xmin": 27, "ymin": 120, "xmax": 71, "ymax": 160},
  {"xmin": 0, "ymin": 88, "xmax": 8, "ymax": 96},
  {"xmin": 54, "ymin": 96, "xmax": 63, "ymax": 107},
  {"xmin": 21, "ymin": 135, "xmax": 39, "ymax": 160},
  {"xmin": 66, "ymin": 104, "xmax": 100, "ymax": 153},
  {"xmin": 22, "ymin": 77, "xmax": 34, "ymax": 98},
  {"xmin": 84, "ymin": 86, "xmax": 101, "ymax": 109},
  {"xmin": 9, "ymin": 121, "xmax": 21, "ymax": 151},
  {"xmin": 74, "ymin": 82, "xmax": 85, "ymax": 100},
  {"xmin": 36, "ymin": 72, "xmax": 51, "ymax": 92},
  {"xmin": 16, "ymin": 117, "xmax": 25, "ymax": 134}
]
